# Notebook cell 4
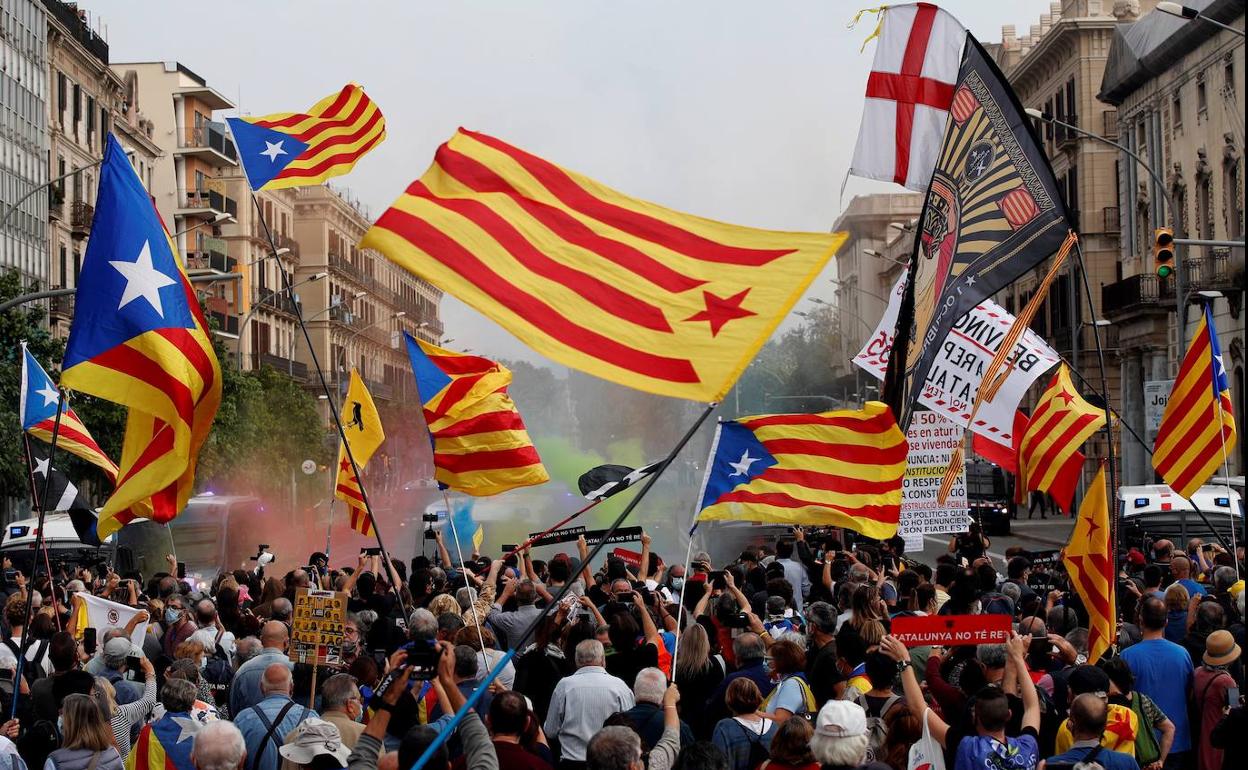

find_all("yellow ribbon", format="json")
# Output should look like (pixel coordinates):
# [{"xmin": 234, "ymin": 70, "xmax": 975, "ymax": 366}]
[{"xmin": 848, "ymin": 6, "xmax": 889, "ymax": 52}]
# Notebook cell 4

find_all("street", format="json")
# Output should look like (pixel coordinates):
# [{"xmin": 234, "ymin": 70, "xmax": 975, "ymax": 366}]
[{"xmin": 909, "ymin": 514, "xmax": 1077, "ymax": 564}]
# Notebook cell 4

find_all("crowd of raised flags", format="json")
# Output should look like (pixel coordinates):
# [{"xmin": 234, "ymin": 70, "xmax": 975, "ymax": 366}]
[{"xmin": 5, "ymin": 4, "xmax": 1242, "ymax": 770}]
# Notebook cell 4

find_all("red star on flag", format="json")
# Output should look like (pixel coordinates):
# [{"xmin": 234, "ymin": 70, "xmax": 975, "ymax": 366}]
[{"xmin": 685, "ymin": 289, "xmax": 755, "ymax": 336}]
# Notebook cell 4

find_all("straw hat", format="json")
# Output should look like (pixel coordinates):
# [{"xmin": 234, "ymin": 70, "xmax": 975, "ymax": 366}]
[{"xmin": 1203, "ymin": 630, "xmax": 1241, "ymax": 667}]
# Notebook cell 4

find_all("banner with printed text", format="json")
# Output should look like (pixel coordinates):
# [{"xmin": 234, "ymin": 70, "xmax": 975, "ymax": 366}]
[{"xmin": 900, "ymin": 411, "xmax": 969, "ymax": 546}]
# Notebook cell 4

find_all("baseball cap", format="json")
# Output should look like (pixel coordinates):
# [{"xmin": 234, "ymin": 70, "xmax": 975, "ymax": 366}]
[
  {"xmin": 103, "ymin": 637, "xmax": 132, "ymax": 664},
  {"xmin": 278, "ymin": 718, "xmax": 350, "ymax": 767},
  {"xmin": 815, "ymin": 699, "xmax": 867, "ymax": 738}
]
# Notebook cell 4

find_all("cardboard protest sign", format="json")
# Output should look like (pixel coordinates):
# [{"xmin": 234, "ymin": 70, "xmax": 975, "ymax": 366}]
[
  {"xmin": 290, "ymin": 588, "xmax": 348, "ymax": 666},
  {"xmin": 612, "ymin": 548, "xmax": 642, "ymax": 570},
  {"xmin": 892, "ymin": 614, "xmax": 1011, "ymax": 647},
  {"xmin": 900, "ymin": 411, "xmax": 970, "ymax": 540}
]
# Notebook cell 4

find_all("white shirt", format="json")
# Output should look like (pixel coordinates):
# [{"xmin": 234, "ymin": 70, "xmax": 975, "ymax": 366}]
[
  {"xmin": 6, "ymin": 635, "xmax": 51, "ymax": 677},
  {"xmin": 189, "ymin": 626, "xmax": 235, "ymax": 658},
  {"xmin": 543, "ymin": 665, "xmax": 634, "ymax": 761}
]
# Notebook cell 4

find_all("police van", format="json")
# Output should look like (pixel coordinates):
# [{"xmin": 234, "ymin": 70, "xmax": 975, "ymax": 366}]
[
  {"xmin": 0, "ymin": 513, "xmax": 172, "ymax": 579},
  {"xmin": 1118, "ymin": 481, "xmax": 1244, "ymax": 547}
]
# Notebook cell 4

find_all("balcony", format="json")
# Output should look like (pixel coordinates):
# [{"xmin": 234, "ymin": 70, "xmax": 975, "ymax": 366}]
[
  {"xmin": 252, "ymin": 352, "xmax": 309, "ymax": 381},
  {"xmin": 69, "ymin": 201, "xmax": 93, "ymax": 238},
  {"xmin": 256, "ymin": 291, "xmax": 300, "ymax": 316},
  {"xmin": 1102, "ymin": 273, "xmax": 1175, "ymax": 319},
  {"xmin": 49, "ymin": 294, "xmax": 75, "ymax": 319},
  {"xmin": 1183, "ymin": 250, "xmax": 1242, "ymax": 295},
  {"xmin": 49, "ymin": 186, "xmax": 64, "ymax": 221},
  {"xmin": 1055, "ymin": 114, "xmax": 1079, "ymax": 148},
  {"xmin": 207, "ymin": 310, "xmax": 240, "ymax": 337},
  {"xmin": 366, "ymin": 378, "xmax": 394, "ymax": 401},
  {"xmin": 328, "ymin": 253, "xmax": 376, "ymax": 290},
  {"xmin": 275, "ymin": 233, "xmax": 300, "ymax": 261},
  {"xmin": 1102, "ymin": 109, "xmax": 1118, "ymax": 139},
  {"xmin": 178, "ymin": 189, "xmax": 238, "ymax": 220},
  {"xmin": 1050, "ymin": 323, "xmax": 1121, "ymax": 358},
  {"xmin": 186, "ymin": 243, "xmax": 236, "ymax": 275},
  {"xmin": 174, "ymin": 122, "xmax": 238, "ymax": 165}
]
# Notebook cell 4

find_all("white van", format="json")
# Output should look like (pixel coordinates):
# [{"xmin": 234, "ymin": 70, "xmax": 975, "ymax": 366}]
[
  {"xmin": 1118, "ymin": 483, "xmax": 1244, "ymax": 547},
  {"xmin": 0, "ymin": 513, "xmax": 173, "ymax": 579}
]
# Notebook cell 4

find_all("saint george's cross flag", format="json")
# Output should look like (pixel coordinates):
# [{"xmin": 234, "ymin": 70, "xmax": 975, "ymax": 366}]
[
  {"xmin": 850, "ymin": 3, "xmax": 966, "ymax": 190},
  {"xmin": 334, "ymin": 370, "xmax": 385, "ymax": 537},
  {"xmin": 361, "ymin": 129, "xmax": 845, "ymax": 402}
]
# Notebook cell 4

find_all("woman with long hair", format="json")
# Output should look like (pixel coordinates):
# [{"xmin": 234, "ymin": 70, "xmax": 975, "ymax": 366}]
[
  {"xmin": 879, "ymin": 704, "xmax": 921, "ymax": 770},
  {"xmin": 762, "ymin": 640, "xmax": 812, "ymax": 723},
  {"xmin": 92, "ymin": 656, "xmax": 157, "ymax": 759},
  {"xmin": 45, "ymin": 694, "xmax": 123, "ymax": 770},
  {"xmin": 673, "ymin": 623, "xmax": 726, "ymax": 739}
]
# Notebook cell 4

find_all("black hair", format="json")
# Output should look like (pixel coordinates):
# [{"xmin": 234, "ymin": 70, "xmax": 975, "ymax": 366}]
[{"xmin": 864, "ymin": 651, "xmax": 897, "ymax": 690}]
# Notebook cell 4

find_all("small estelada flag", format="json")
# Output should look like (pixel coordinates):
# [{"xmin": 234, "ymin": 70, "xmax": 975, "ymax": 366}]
[
  {"xmin": 849, "ymin": 2, "xmax": 966, "ymax": 190},
  {"xmin": 334, "ymin": 370, "xmax": 385, "ymax": 536}
]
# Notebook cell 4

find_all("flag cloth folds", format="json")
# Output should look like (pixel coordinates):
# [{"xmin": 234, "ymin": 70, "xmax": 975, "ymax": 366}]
[
  {"xmin": 850, "ymin": 2, "xmax": 967, "ymax": 190},
  {"xmin": 226, "ymin": 83, "xmax": 385, "ymax": 191},
  {"xmin": 27, "ymin": 441, "xmax": 102, "ymax": 547},
  {"xmin": 405, "ymin": 334, "xmax": 548, "ymax": 496},
  {"xmin": 60, "ymin": 134, "xmax": 221, "ymax": 538},
  {"xmin": 1063, "ymin": 463, "xmax": 1114, "ymax": 665},
  {"xmin": 20, "ymin": 341, "xmax": 119, "ymax": 482},
  {"xmin": 126, "ymin": 710, "xmax": 197, "ymax": 770},
  {"xmin": 334, "ymin": 370, "xmax": 385, "ymax": 537},
  {"xmin": 884, "ymin": 36, "xmax": 1071, "ymax": 427},
  {"xmin": 1017, "ymin": 366, "xmax": 1104, "ymax": 515},
  {"xmin": 78, "ymin": 592, "xmax": 150, "ymax": 648},
  {"xmin": 696, "ymin": 402, "xmax": 907, "ymax": 539},
  {"xmin": 1153, "ymin": 305, "xmax": 1237, "ymax": 498},
  {"xmin": 446, "ymin": 497, "xmax": 484, "ymax": 557},
  {"xmin": 579, "ymin": 460, "xmax": 665, "ymax": 503},
  {"xmin": 362, "ymin": 129, "xmax": 845, "ymax": 402}
]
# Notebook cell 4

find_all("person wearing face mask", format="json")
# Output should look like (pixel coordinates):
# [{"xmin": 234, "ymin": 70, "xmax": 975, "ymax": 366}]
[
  {"xmin": 160, "ymin": 595, "xmax": 198, "ymax": 657},
  {"xmin": 316, "ymin": 674, "xmax": 371, "ymax": 752}
]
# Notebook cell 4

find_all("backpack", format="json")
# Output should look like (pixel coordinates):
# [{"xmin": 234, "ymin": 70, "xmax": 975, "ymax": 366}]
[
  {"xmin": 854, "ymin": 691, "xmax": 902, "ymax": 762},
  {"xmin": 1130, "ymin": 692, "xmax": 1161, "ymax": 766},
  {"xmin": 4, "ymin": 638, "xmax": 48, "ymax": 687},
  {"xmin": 202, "ymin": 643, "xmax": 234, "ymax": 707},
  {"xmin": 15, "ymin": 719, "xmax": 58, "ymax": 770},
  {"xmin": 732, "ymin": 719, "xmax": 771, "ymax": 769},
  {"xmin": 761, "ymin": 673, "xmax": 817, "ymax": 716}
]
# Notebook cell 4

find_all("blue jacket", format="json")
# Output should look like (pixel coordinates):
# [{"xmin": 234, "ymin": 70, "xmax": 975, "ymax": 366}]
[
  {"xmin": 1047, "ymin": 741, "xmax": 1140, "ymax": 770},
  {"xmin": 233, "ymin": 695, "xmax": 317, "ymax": 770}
]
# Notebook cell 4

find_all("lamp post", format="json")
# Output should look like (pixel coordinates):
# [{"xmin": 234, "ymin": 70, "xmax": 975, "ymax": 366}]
[
  {"xmin": 1157, "ymin": 2, "xmax": 1244, "ymax": 36},
  {"xmin": 336, "ymin": 311, "xmax": 406, "ymax": 406},
  {"xmin": 0, "ymin": 272, "xmax": 242, "ymax": 314},
  {"xmin": 828, "ymin": 277, "xmax": 889, "ymax": 305},
  {"xmin": 0, "ymin": 158, "xmax": 104, "ymax": 258},
  {"xmin": 1025, "ymin": 107, "xmax": 1191, "ymax": 353},
  {"xmin": 235, "ymin": 271, "xmax": 327, "ymax": 370},
  {"xmin": 862, "ymin": 248, "xmax": 910, "ymax": 269},
  {"xmin": 289, "ymin": 290, "xmax": 366, "ymax": 378}
]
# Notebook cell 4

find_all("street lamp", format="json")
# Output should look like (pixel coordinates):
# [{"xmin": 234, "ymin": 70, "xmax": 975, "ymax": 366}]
[
  {"xmin": 1157, "ymin": 2, "xmax": 1244, "ymax": 36},
  {"xmin": 0, "ymin": 158, "xmax": 104, "ymax": 249},
  {"xmin": 862, "ymin": 248, "xmax": 910, "ymax": 268},
  {"xmin": 235, "ymin": 271, "xmax": 328, "ymax": 369},
  {"xmin": 245, "ymin": 247, "xmax": 291, "ymax": 269},
  {"xmin": 828, "ymin": 277, "xmax": 889, "ymax": 305},
  {"xmin": 887, "ymin": 221, "xmax": 915, "ymax": 234},
  {"xmin": 805, "ymin": 297, "xmax": 874, "ymax": 334}
]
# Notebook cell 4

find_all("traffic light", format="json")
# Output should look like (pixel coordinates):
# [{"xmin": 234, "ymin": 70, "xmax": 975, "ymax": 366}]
[{"xmin": 1153, "ymin": 227, "xmax": 1175, "ymax": 277}]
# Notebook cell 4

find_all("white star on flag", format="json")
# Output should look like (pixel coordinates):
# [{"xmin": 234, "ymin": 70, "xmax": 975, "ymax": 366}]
[
  {"xmin": 110, "ymin": 240, "xmax": 177, "ymax": 317},
  {"xmin": 729, "ymin": 450, "xmax": 758, "ymax": 477},
  {"xmin": 261, "ymin": 140, "xmax": 287, "ymax": 162},
  {"xmin": 33, "ymin": 457, "xmax": 50, "ymax": 477},
  {"xmin": 169, "ymin": 715, "xmax": 201, "ymax": 743},
  {"xmin": 36, "ymin": 383, "xmax": 60, "ymax": 408}
]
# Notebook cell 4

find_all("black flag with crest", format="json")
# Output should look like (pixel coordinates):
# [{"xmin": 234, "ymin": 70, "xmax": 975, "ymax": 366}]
[
  {"xmin": 26, "ymin": 439, "xmax": 102, "ymax": 547},
  {"xmin": 578, "ymin": 460, "xmax": 666, "ymax": 503},
  {"xmin": 883, "ymin": 34, "xmax": 1072, "ymax": 428}
]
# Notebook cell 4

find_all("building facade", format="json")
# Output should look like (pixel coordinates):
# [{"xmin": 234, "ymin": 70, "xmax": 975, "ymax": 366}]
[
  {"xmin": 292, "ymin": 184, "xmax": 442, "ymax": 415},
  {"xmin": 0, "ymin": 0, "xmax": 47, "ymax": 284},
  {"xmin": 1097, "ymin": 0, "xmax": 1244, "ymax": 484}
]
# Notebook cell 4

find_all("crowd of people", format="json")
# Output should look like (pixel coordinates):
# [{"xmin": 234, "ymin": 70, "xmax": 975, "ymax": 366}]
[{"xmin": 0, "ymin": 523, "xmax": 1243, "ymax": 770}]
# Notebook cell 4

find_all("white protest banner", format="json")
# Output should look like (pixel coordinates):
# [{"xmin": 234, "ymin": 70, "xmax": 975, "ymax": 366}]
[
  {"xmin": 854, "ymin": 274, "xmax": 1059, "ymax": 448},
  {"xmin": 900, "ymin": 411, "xmax": 969, "ymax": 538},
  {"xmin": 79, "ymin": 592, "xmax": 148, "ymax": 648}
]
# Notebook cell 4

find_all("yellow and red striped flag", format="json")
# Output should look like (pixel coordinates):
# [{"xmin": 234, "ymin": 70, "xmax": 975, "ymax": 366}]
[
  {"xmin": 1063, "ymin": 462, "xmax": 1114, "ymax": 664},
  {"xmin": 1153, "ymin": 305, "xmax": 1237, "ymax": 498},
  {"xmin": 334, "ymin": 370, "xmax": 385, "ymax": 536},
  {"xmin": 60, "ymin": 136, "xmax": 220, "ymax": 538},
  {"xmin": 361, "ymin": 129, "xmax": 845, "ymax": 402},
  {"xmin": 695, "ymin": 402, "xmax": 907, "ymax": 540},
  {"xmin": 227, "ymin": 84, "xmax": 385, "ymax": 191},
  {"xmin": 405, "ymin": 334, "xmax": 548, "ymax": 496},
  {"xmin": 1017, "ymin": 365, "xmax": 1105, "ymax": 514},
  {"xmin": 20, "ymin": 341, "xmax": 119, "ymax": 482}
]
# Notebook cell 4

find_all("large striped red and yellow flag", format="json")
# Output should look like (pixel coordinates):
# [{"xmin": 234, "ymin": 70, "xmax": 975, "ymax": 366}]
[
  {"xmin": 1153, "ymin": 304, "xmax": 1237, "ymax": 498},
  {"xmin": 335, "ymin": 370, "xmax": 385, "ymax": 537},
  {"xmin": 360, "ymin": 129, "xmax": 846, "ymax": 402},
  {"xmin": 695, "ymin": 403, "xmax": 907, "ymax": 539},
  {"xmin": 405, "ymin": 334, "xmax": 548, "ymax": 496},
  {"xmin": 1017, "ymin": 365, "xmax": 1105, "ymax": 514},
  {"xmin": 60, "ymin": 135, "xmax": 220, "ymax": 538},
  {"xmin": 226, "ymin": 84, "xmax": 385, "ymax": 191},
  {"xmin": 1063, "ymin": 462, "xmax": 1114, "ymax": 664}
]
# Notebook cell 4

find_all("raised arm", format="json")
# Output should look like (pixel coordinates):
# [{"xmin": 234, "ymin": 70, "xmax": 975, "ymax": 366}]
[
  {"xmin": 435, "ymin": 529, "xmax": 453, "ymax": 569},
  {"xmin": 639, "ymin": 531, "xmax": 652, "ymax": 582},
  {"xmin": 1007, "ymin": 632, "xmax": 1040, "ymax": 733},
  {"xmin": 632, "ymin": 592, "xmax": 659, "ymax": 643},
  {"xmin": 576, "ymin": 534, "xmax": 593, "ymax": 585},
  {"xmin": 882, "ymin": 634, "xmax": 947, "ymax": 746}
]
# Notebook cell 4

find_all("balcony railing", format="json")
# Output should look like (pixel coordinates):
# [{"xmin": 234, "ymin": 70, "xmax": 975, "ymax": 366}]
[
  {"xmin": 69, "ymin": 201, "xmax": 94, "ymax": 237},
  {"xmin": 275, "ymin": 233, "xmax": 300, "ymax": 260},
  {"xmin": 1056, "ymin": 114, "xmax": 1079, "ymax": 147},
  {"xmin": 182, "ymin": 190, "xmax": 238, "ymax": 218},
  {"xmin": 257, "ymin": 292, "xmax": 300, "ymax": 316},
  {"xmin": 186, "ymin": 250, "xmax": 237, "ymax": 274},
  {"xmin": 176, "ymin": 122, "xmax": 238, "ymax": 162},
  {"xmin": 1183, "ymin": 250, "xmax": 1241, "ymax": 293},
  {"xmin": 252, "ymin": 352, "xmax": 309, "ymax": 381},
  {"xmin": 207, "ymin": 310, "xmax": 240, "ymax": 336},
  {"xmin": 1102, "ymin": 273, "xmax": 1174, "ymax": 317},
  {"xmin": 49, "ymin": 186, "xmax": 65, "ymax": 221},
  {"xmin": 49, "ymin": 294, "xmax": 75, "ymax": 318}
]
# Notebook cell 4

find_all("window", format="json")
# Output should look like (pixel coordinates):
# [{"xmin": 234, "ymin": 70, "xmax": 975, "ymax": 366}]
[
  {"xmin": 87, "ymin": 96, "xmax": 95, "ymax": 143},
  {"xmin": 1065, "ymin": 77, "xmax": 1076, "ymax": 126},
  {"xmin": 1044, "ymin": 98, "xmax": 1054, "ymax": 141},
  {"xmin": 72, "ymin": 83, "xmax": 80, "ymax": 131},
  {"xmin": 1226, "ymin": 57, "xmax": 1237, "ymax": 103},
  {"xmin": 100, "ymin": 108, "xmax": 109, "ymax": 142},
  {"xmin": 1196, "ymin": 71, "xmax": 1207, "ymax": 115},
  {"xmin": 1172, "ymin": 90, "xmax": 1182, "ymax": 130},
  {"xmin": 56, "ymin": 72, "xmax": 65, "ymax": 116},
  {"xmin": 58, "ymin": 245, "xmax": 66, "ymax": 288}
]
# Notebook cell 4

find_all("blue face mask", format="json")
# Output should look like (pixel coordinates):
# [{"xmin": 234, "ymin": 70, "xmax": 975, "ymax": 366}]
[
  {"xmin": 165, "ymin": 608, "xmax": 181, "ymax": 624},
  {"xmin": 670, "ymin": 577, "xmax": 685, "ymax": 590}
]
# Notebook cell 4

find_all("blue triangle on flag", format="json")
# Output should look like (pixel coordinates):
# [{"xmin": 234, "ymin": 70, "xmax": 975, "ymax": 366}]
[{"xmin": 226, "ymin": 118, "xmax": 310, "ymax": 191}]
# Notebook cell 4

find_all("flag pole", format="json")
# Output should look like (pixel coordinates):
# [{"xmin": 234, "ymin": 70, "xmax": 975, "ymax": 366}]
[
  {"xmin": 10, "ymin": 389, "xmax": 65, "ymax": 719},
  {"xmin": 441, "ymin": 490, "xmax": 487, "ymax": 657},
  {"xmin": 409, "ymin": 400, "xmax": 718, "ymax": 770},
  {"xmin": 1203, "ymin": 299, "xmax": 1240, "ymax": 580},
  {"xmin": 503, "ymin": 497, "xmax": 606, "ymax": 560},
  {"xmin": 20, "ymin": 434, "xmax": 62, "ymax": 632},
  {"xmin": 248, "ymin": 193, "xmax": 407, "ymax": 620}
]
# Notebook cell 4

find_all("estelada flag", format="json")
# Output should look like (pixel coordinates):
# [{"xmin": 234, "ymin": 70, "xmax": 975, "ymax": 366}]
[
  {"xmin": 696, "ymin": 402, "xmax": 907, "ymax": 539},
  {"xmin": 883, "ymin": 35, "xmax": 1071, "ymax": 427},
  {"xmin": 1153, "ymin": 304, "xmax": 1237, "ymax": 498},
  {"xmin": 850, "ymin": 2, "xmax": 966, "ymax": 190},
  {"xmin": 20, "ymin": 341, "xmax": 119, "ymax": 481},
  {"xmin": 127, "ymin": 711, "xmax": 198, "ymax": 770},
  {"xmin": 361, "ymin": 128, "xmax": 845, "ymax": 402},
  {"xmin": 405, "ymin": 334, "xmax": 548, "ymax": 497},
  {"xmin": 1063, "ymin": 462, "xmax": 1115, "ymax": 665},
  {"xmin": 60, "ymin": 135, "xmax": 221, "ymax": 538},
  {"xmin": 1018, "ymin": 366, "xmax": 1104, "ymax": 515},
  {"xmin": 226, "ymin": 84, "xmax": 385, "ymax": 191},
  {"xmin": 334, "ymin": 370, "xmax": 385, "ymax": 536}
]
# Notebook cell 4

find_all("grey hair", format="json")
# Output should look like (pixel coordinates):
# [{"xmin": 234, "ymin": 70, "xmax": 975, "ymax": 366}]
[
  {"xmin": 586, "ymin": 726, "xmax": 642, "ymax": 770},
  {"xmin": 1000, "ymin": 581, "xmax": 1022, "ymax": 603},
  {"xmin": 1213, "ymin": 566, "xmax": 1237, "ymax": 592},
  {"xmin": 633, "ymin": 667, "xmax": 666, "ymax": 705},
  {"xmin": 455, "ymin": 586, "xmax": 477, "ymax": 610},
  {"xmin": 976, "ymin": 643, "xmax": 1007, "ymax": 669},
  {"xmin": 806, "ymin": 602, "xmax": 838, "ymax": 635},
  {"xmin": 692, "ymin": 551, "xmax": 712, "ymax": 565},
  {"xmin": 574, "ymin": 639, "xmax": 605, "ymax": 667},
  {"xmin": 160, "ymin": 678, "xmax": 199, "ymax": 713},
  {"xmin": 233, "ymin": 637, "xmax": 261, "ymax": 668},
  {"xmin": 849, "ymin": 563, "xmax": 871, "ymax": 583},
  {"xmin": 732, "ymin": 632, "xmax": 766, "ymax": 663},
  {"xmin": 408, "ymin": 608, "xmax": 438, "ymax": 641},
  {"xmin": 192, "ymin": 721, "xmax": 246, "ymax": 770},
  {"xmin": 355, "ymin": 609, "xmax": 378, "ymax": 636},
  {"xmin": 320, "ymin": 673, "xmax": 359, "ymax": 711},
  {"xmin": 1065, "ymin": 627, "xmax": 1089, "ymax": 654},
  {"xmin": 810, "ymin": 732, "xmax": 869, "ymax": 767},
  {"xmin": 776, "ymin": 631, "xmax": 807, "ymax": 649}
]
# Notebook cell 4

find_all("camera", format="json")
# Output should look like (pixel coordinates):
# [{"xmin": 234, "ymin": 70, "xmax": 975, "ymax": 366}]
[
  {"xmin": 724, "ymin": 611, "xmax": 752, "ymax": 629},
  {"xmin": 422, "ymin": 513, "xmax": 440, "ymax": 523},
  {"xmin": 372, "ymin": 640, "xmax": 440, "ymax": 701},
  {"xmin": 360, "ymin": 547, "xmax": 381, "ymax": 556}
]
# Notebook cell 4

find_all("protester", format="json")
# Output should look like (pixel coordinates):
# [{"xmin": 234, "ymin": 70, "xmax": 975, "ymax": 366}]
[
  {"xmin": 544, "ymin": 639, "xmax": 634, "ymax": 768},
  {"xmin": 1045, "ymin": 694, "xmax": 1140, "ymax": 770},
  {"xmin": 711, "ymin": 678, "xmax": 777, "ymax": 770},
  {"xmin": 45, "ymin": 694, "xmax": 124, "ymax": 770},
  {"xmin": 1192, "ymin": 630, "xmax": 1240, "ymax": 770},
  {"xmin": 1122, "ymin": 597, "xmax": 1196, "ymax": 769},
  {"xmin": 234, "ymin": 664, "xmax": 319, "ymax": 770}
]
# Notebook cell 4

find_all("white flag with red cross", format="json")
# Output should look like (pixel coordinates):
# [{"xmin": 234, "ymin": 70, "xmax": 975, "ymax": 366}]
[{"xmin": 850, "ymin": 3, "xmax": 967, "ymax": 191}]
